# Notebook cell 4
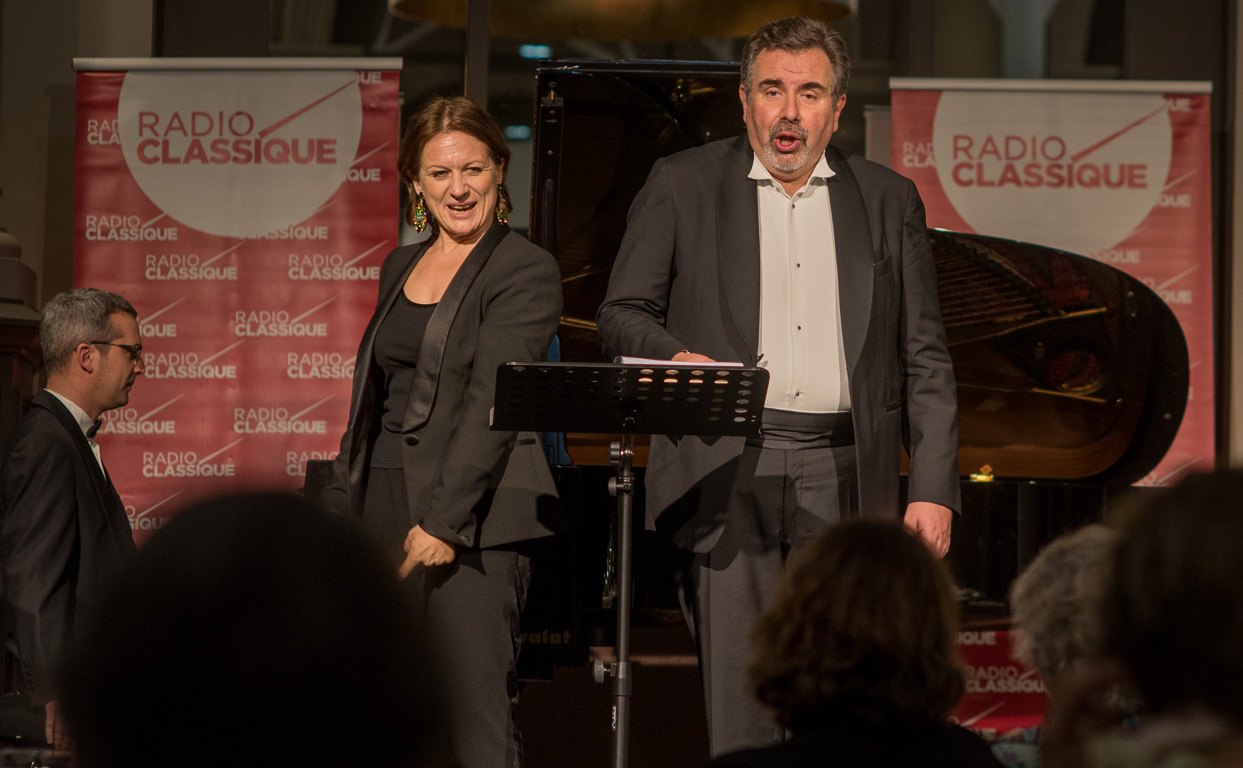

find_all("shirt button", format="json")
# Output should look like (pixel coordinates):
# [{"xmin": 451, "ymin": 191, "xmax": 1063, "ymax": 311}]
[{"xmin": 405, "ymin": 435, "xmax": 419, "ymax": 446}]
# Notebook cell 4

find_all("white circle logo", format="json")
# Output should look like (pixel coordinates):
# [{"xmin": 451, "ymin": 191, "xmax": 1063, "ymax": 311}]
[
  {"xmin": 932, "ymin": 90, "xmax": 1172, "ymax": 256},
  {"xmin": 118, "ymin": 71, "xmax": 363, "ymax": 238}
]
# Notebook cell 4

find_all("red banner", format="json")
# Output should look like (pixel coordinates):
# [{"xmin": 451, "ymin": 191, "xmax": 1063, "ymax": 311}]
[
  {"xmin": 74, "ymin": 60, "xmax": 401, "ymax": 541},
  {"xmin": 953, "ymin": 628, "xmax": 1046, "ymax": 739},
  {"xmin": 892, "ymin": 80, "xmax": 1214, "ymax": 485}
]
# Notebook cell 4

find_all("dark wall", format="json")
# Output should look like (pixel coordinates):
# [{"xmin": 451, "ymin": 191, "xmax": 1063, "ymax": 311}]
[{"xmin": 154, "ymin": 0, "xmax": 270, "ymax": 57}]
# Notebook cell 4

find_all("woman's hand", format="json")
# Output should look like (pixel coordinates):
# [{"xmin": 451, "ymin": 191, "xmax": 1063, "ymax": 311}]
[{"xmin": 398, "ymin": 525, "xmax": 456, "ymax": 578}]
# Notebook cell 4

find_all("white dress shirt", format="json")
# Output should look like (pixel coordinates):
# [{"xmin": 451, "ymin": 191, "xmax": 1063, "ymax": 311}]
[
  {"xmin": 45, "ymin": 389, "xmax": 106, "ymax": 474},
  {"xmin": 751, "ymin": 154, "xmax": 851, "ymax": 414}
]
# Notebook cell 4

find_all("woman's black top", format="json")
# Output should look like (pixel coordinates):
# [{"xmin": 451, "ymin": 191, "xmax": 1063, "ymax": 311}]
[{"xmin": 369, "ymin": 293, "xmax": 437, "ymax": 468}]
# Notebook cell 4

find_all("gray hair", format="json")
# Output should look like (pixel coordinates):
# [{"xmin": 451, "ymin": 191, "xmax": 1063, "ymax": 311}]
[
  {"xmin": 1009, "ymin": 524, "xmax": 1116, "ymax": 680},
  {"xmin": 740, "ymin": 17, "xmax": 851, "ymax": 103},
  {"xmin": 41, "ymin": 288, "xmax": 137, "ymax": 374}
]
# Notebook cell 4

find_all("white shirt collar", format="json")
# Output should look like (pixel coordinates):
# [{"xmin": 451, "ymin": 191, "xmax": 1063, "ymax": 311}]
[
  {"xmin": 44, "ymin": 389, "xmax": 98, "ymax": 439},
  {"xmin": 747, "ymin": 152, "xmax": 834, "ymax": 184}
]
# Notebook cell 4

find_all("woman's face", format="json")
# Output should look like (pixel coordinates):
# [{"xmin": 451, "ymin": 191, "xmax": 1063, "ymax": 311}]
[{"xmin": 414, "ymin": 130, "xmax": 502, "ymax": 244}]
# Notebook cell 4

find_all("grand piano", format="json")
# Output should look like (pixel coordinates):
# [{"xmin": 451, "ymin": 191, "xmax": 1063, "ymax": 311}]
[{"xmin": 510, "ymin": 59, "xmax": 1188, "ymax": 677}]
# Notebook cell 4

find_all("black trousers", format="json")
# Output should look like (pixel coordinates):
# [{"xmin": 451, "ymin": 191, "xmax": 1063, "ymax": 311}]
[
  {"xmin": 678, "ymin": 411, "xmax": 859, "ymax": 758},
  {"xmin": 365, "ymin": 467, "xmax": 531, "ymax": 768}
]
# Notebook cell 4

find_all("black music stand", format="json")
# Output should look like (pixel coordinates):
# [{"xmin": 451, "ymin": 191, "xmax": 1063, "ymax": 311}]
[{"xmin": 492, "ymin": 361, "xmax": 768, "ymax": 768}]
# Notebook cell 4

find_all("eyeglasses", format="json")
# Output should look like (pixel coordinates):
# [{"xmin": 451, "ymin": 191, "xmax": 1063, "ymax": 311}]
[{"xmin": 87, "ymin": 341, "xmax": 144, "ymax": 361}]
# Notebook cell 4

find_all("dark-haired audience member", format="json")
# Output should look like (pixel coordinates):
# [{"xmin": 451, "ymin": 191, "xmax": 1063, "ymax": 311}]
[
  {"xmin": 993, "ymin": 525, "xmax": 1119, "ymax": 768},
  {"xmin": 1043, "ymin": 470, "xmax": 1243, "ymax": 768},
  {"xmin": 707, "ymin": 519, "xmax": 1003, "ymax": 768},
  {"xmin": 59, "ymin": 492, "xmax": 452, "ymax": 768}
]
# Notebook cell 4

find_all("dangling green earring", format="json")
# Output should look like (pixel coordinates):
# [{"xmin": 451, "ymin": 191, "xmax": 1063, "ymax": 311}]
[
  {"xmin": 413, "ymin": 192, "xmax": 429, "ymax": 232},
  {"xmin": 494, "ymin": 184, "xmax": 508, "ymax": 225}
]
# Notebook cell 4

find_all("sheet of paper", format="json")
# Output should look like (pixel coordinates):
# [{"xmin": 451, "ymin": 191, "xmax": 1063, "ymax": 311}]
[{"xmin": 616, "ymin": 356, "xmax": 744, "ymax": 368}]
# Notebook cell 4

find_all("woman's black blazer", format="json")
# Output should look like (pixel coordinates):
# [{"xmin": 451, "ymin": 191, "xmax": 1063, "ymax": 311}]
[{"xmin": 325, "ymin": 223, "xmax": 564, "ymax": 549}]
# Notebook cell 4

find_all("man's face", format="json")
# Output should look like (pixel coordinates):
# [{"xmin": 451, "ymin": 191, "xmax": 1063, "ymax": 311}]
[
  {"xmin": 740, "ymin": 47, "xmax": 846, "ymax": 188},
  {"xmin": 93, "ymin": 311, "xmax": 145, "ymax": 412}
]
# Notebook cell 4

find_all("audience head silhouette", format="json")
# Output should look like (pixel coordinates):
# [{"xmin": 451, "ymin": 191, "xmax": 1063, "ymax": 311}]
[
  {"xmin": 1106, "ymin": 469, "xmax": 1243, "ymax": 723},
  {"xmin": 750, "ymin": 519, "xmax": 964, "ymax": 728},
  {"xmin": 1009, "ymin": 524, "xmax": 1115, "ymax": 700},
  {"xmin": 61, "ymin": 492, "xmax": 450, "ymax": 768}
]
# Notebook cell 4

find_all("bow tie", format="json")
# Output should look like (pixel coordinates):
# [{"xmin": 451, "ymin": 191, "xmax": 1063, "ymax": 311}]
[{"xmin": 87, "ymin": 419, "xmax": 103, "ymax": 438}]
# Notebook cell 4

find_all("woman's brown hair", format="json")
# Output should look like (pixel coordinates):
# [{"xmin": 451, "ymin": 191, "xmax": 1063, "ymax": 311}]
[{"xmin": 750, "ymin": 519, "xmax": 965, "ymax": 727}]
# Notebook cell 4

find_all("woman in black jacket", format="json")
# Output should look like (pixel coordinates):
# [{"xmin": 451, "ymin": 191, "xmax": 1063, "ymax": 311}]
[{"xmin": 325, "ymin": 96, "xmax": 562, "ymax": 768}]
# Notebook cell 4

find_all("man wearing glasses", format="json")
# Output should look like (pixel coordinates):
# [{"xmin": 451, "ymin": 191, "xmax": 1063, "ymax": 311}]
[{"xmin": 0, "ymin": 288, "xmax": 143, "ymax": 749}]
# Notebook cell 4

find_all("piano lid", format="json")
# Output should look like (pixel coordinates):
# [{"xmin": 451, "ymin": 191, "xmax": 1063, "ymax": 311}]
[{"xmin": 531, "ymin": 59, "xmax": 1188, "ymax": 484}]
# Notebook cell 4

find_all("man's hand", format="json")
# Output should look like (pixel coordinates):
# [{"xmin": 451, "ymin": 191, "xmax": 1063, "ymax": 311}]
[
  {"xmin": 398, "ymin": 525, "xmax": 456, "ymax": 578},
  {"xmin": 672, "ymin": 351, "xmax": 715, "ymax": 363},
  {"xmin": 904, "ymin": 501, "xmax": 952, "ymax": 558},
  {"xmin": 44, "ymin": 698, "xmax": 69, "ymax": 751}
]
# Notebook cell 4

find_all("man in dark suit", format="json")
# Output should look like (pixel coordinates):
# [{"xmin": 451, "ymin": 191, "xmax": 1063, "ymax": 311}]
[
  {"xmin": 0, "ymin": 288, "xmax": 143, "ymax": 749},
  {"xmin": 597, "ymin": 17, "xmax": 960, "ymax": 756}
]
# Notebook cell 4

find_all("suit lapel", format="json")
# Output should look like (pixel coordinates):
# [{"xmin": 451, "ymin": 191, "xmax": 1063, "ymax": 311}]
[
  {"xmin": 403, "ymin": 221, "xmax": 510, "ymax": 432},
  {"xmin": 335, "ymin": 241, "xmax": 426, "ymax": 498},
  {"xmin": 34, "ymin": 391, "xmax": 132, "ymax": 548},
  {"xmin": 96, "ymin": 459, "xmax": 136, "ymax": 551},
  {"xmin": 717, "ymin": 135, "xmax": 761, "ymax": 362},
  {"xmin": 825, "ymin": 145, "xmax": 875, "ymax": 378}
]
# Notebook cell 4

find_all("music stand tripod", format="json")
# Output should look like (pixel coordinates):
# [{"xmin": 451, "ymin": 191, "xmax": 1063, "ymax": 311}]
[{"xmin": 492, "ymin": 361, "xmax": 769, "ymax": 768}]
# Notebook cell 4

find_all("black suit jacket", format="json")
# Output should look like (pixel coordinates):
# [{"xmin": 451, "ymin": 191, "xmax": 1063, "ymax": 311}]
[
  {"xmin": 0, "ymin": 389, "xmax": 137, "ymax": 703},
  {"xmin": 597, "ymin": 136, "xmax": 960, "ymax": 551},
  {"xmin": 325, "ymin": 223, "xmax": 564, "ymax": 550}
]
